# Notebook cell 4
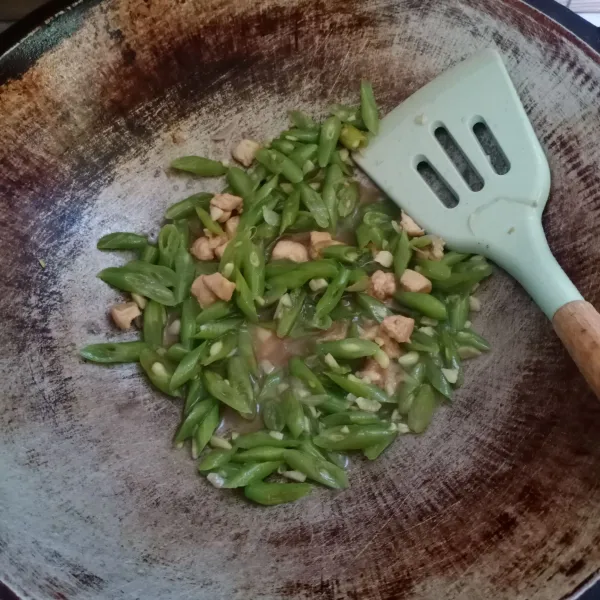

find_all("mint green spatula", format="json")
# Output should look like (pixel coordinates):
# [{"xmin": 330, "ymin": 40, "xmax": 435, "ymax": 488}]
[{"xmin": 355, "ymin": 49, "xmax": 600, "ymax": 398}]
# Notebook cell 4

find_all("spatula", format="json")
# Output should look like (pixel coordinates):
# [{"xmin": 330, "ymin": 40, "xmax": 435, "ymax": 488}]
[{"xmin": 354, "ymin": 49, "xmax": 600, "ymax": 398}]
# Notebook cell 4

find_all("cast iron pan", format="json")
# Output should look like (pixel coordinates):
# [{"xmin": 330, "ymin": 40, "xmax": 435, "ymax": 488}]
[{"xmin": 1, "ymin": 1, "xmax": 600, "ymax": 598}]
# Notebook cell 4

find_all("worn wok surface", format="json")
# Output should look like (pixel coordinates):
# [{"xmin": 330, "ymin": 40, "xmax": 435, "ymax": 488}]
[{"xmin": 0, "ymin": 0, "xmax": 599, "ymax": 598}]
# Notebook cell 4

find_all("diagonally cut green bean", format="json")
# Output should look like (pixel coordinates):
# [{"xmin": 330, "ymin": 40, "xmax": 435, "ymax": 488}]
[
  {"xmin": 80, "ymin": 341, "xmax": 147, "ymax": 364},
  {"xmin": 244, "ymin": 481, "xmax": 313, "ymax": 505}
]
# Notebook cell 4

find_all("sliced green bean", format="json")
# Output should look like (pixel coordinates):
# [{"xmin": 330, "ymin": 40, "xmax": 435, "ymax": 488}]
[
  {"xmin": 337, "ymin": 182, "xmax": 359, "ymax": 218},
  {"xmin": 317, "ymin": 115, "xmax": 342, "ymax": 168},
  {"xmin": 279, "ymin": 188, "xmax": 300, "ymax": 235},
  {"xmin": 185, "ymin": 376, "xmax": 206, "ymax": 415},
  {"xmin": 194, "ymin": 317, "xmax": 244, "ymax": 339},
  {"xmin": 193, "ymin": 400, "xmax": 220, "ymax": 456},
  {"xmin": 313, "ymin": 422, "xmax": 396, "ymax": 451},
  {"xmin": 415, "ymin": 259, "xmax": 451, "ymax": 281},
  {"xmin": 455, "ymin": 329, "xmax": 491, "ymax": 352},
  {"xmin": 270, "ymin": 139, "xmax": 296, "ymax": 155},
  {"xmin": 196, "ymin": 300, "xmax": 235, "ymax": 326},
  {"xmin": 360, "ymin": 80, "xmax": 379, "ymax": 135},
  {"xmin": 180, "ymin": 297, "xmax": 199, "ymax": 350},
  {"xmin": 394, "ymin": 230, "xmax": 412, "ymax": 279},
  {"xmin": 267, "ymin": 259, "xmax": 338, "ymax": 290},
  {"xmin": 276, "ymin": 289, "xmax": 306, "ymax": 338},
  {"xmin": 440, "ymin": 251, "xmax": 470, "ymax": 267},
  {"xmin": 232, "ymin": 446, "xmax": 286, "ymax": 462},
  {"xmin": 123, "ymin": 261, "xmax": 177, "ymax": 287},
  {"xmin": 235, "ymin": 268, "xmax": 259, "ymax": 323},
  {"xmin": 243, "ymin": 240, "xmax": 265, "ymax": 299},
  {"xmin": 363, "ymin": 432, "xmax": 397, "ymax": 460},
  {"xmin": 99, "ymin": 268, "xmax": 177, "ymax": 306},
  {"xmin": 281, "ymin": 128, "xmax": 320, "ymax": 143},
  {"xmin": 174, "ymin": 398, "xmax": 213, "ymax": 443},
  {"xmin": 80, "ymin": 341, "xmax": 147, "ymax": 364},
  {"xmin": 282, "ymin": 391, "xmax": 306, "ymax": 439},
  {"xmin": 288, "ymin": 143, "xmax": 318, "ymax": 168},
  {"xmin": 255, "ymin": 148, "xmax": 304, "ymax": 183},
  {"xmin": 325, "ymin": 372, "xmax": 392, "ymax": 404},
  {"xmin": 157, "ymin": 224, "xmax": 182, "ymax": 270},
  {"xmin": 262, "ymin": 398, "xmax": 286, "ymax": 432},
  {"xmin": 407, "ymin": 384, "xmax": 436, "ymax": 433},
  {"xmin": 195, "ymin": 206, "xmax": 224, "ymax": 236},
  {"xmin": 204, "ymin": 370, "xmax": 253, "ymax": 415},
  {"xmin": 329, "ymin": 104, "xmax": 366, "ymax": 128},
  {"xmin": 339, "ymin": 124, "xmax": 368, "ymax": 151},
  {"xmin": 228, "ymin": 356, "xmax": 256, "ymax": 419},
  {"xmin": 201, "ymin": 330, "xmax": 237, "ymax": 366},
  {"xmin": 283, "ymin": 450, "xmax": 348, "ymax": 489},
  {"xmin": 321, "ymin": 411, "xmax": 381, "ymax": 427},
  {"xmin": 317, "ymin": 338, "xmax": 380, "ymax": 360},
  {"xmin": 238, "ymin": 325, "xmax": 259, "ymax": 377},
  {"xmin": 165, "ymin": 343, "xmax": 189, "ymax": 362},
  {"xmin": 173, "ymin": 247, "xmax": 195, "ymax": 304},
  {"xmin": 315, "ymin": 267, "xmax": 350, "ymax": 319},
  {"xmin": 97, "ymin": 232, "xmax": 148, "ymax": 251},
  {"xmin": 235, "ymin": 431, "xmax": 301, "ymax": 449},
  {"xmin": 288, "ymin": 110, "xmax": 318, "ymax": 130},
  {"xmin": 289, "ymin": 357, "xmax": 327, "ymax": 395},
  {"xmin": 170, "ymin": 342, "xmax": 206, "ymax": 390},
  {"xmin": 195, "ymin": 261, "xmax": 220, "ymax": 276},
  {"xmin": 227, "ymin": 167, "xmax": 254, "ymax": 198},
  {"xmin": 423, "ymin": 355, "xmax": 453, "ymax": 399},
  {"xmin": 447, "ymin": 295, "xmax": 470, "ymax": 331},
  {"xmin": 356, "ymin": 293, "xmax": 393, "ymax": 323},
  {"xmin": 139, "ymin": 347, "xmax": 180, "ymax": 397},
  {"xmin": 298, "ymin": 182, "xmax": 329, "ymax": 229},
  {"xmin": 171, "ymin": 156, "xmax": 228, "ymax": 177},
  {"xmin": 244, "ymin": 481, "xmax": 313, "ymax": 505},
  {"xmin": 140, "ymin": 244, "xmax": 159, "ymax": 264},
  {"xmin": 165, "ymin": 192, "xmax": 212, "ymax": 220},
  {"xmin": 404, "ymin": 329, "xmax": 440, "ymax": 355},
  {"xmin": 321, "ymin": 245, "xmax": 360, "ymax": 264},
  {"xmin": 396, "ymin": 292, "xmax": 448, "ymax": 321},
  {"xmin": 198, "ymin": 449, "xmax": 236, "ymax": 471}
]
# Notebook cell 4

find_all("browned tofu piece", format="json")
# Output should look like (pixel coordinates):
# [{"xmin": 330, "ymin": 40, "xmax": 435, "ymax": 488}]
[
  {"xmin": 232, "ymin": 139, "xmax": 260, "ymax": 167},
  {"xmin": 367, "ymin": 270, "xmax": 397, "ymax": 301},
  {"xmin": 308, "ymin": 231, "xmax": 343, "ymax": 259},
  {"xmin": 110, "ymin": 302, "xmax": 141, "ymax": 330},
  {"xmin": 191, "ymin": 276, "xmax": 218, "ymax": 308},
  {"xmin": 399, "ymin": 269, "xmax": 432, "ymax": 293},
  {"xmin": 381, "ymin": 315, "xmax": 415, "ymax": 344},
  {"xmin": 203, "ymin": 272, "xmax": 236, "ymax": 301},
  {"xmin": 400, "ymin": 211, "xmax": 424, "ymax": 237},
  {"xmin": 271, "ymin": 240, "xmax": 309, "ymax": 263}
]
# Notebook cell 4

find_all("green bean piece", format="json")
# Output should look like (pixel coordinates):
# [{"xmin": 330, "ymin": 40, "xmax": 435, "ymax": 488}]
[
  {"xmin": 423, "ymin": 355, "xmax": 453, "ymax": 399},
  {"xmin": 363, "ymin": 432, "xmax": 397, "ymax": 460},
  {"xmin": 288, "ymin": 110, "xmax": 318, "ymax": 130},
  {"xmin": 235, "ymin": 431, "xmax": 301, "ymax": 449},
  {"xmin": 329, "ymin": 103, "xmax": 366, "ymax": 128},
  {"xmin": 281, "ymin": 128, "xmax": 320, "ymax": 143},
  {"xmin": 195, "ymin": 206, "xmax": 224, "ymax": 236},
  {"xmin": 440, "ymin": 251, "xmax": 470, "ymax": 267},
  {"xmin": 404, "ymin": 329, "xmax": 440, "ymax": 355},
  {"xmin": 222, "ymin": 461, "xmax": 283, "ymax": 489},
  {"xmin": 288, "ymin": 143, "xmax": 319, "ymax": 168},
  {"xmin": 320, "ymin": 164, "xmax": 343, "ymax": 232},
  {"xmin": 157, "ymin": 224, "xmax": 182, "ymax": 270},
  {"xmin": 165, "ymin": 192, "xmax": 212, "ymax": 220},
  {"xmin": 356, "ymin": 293, "xmax": 393, "ymax": 323},
  {"xmin": 99, "ymin": 268, "xmax": 177, "ymax": 306},
  {"xmin": 228, "ymin": 356, "xmax": 256, "ymax": 419},
  {"xmin": 174, "ymin": 398, "xmax": 213, "ymax": 443},
  {"xmin": 180, "ymin": 297, "xmax": 199, "ymax": 350},
  {"xmin": 173, "ymin": 247, "xmax": 196, "ymax": 304},
  {"xmin": 356, "ymin": 223, "xmax": 373, "ymax": 248},
  {"xmin": 447, "ymin": 295, "xmax": 470, "ymax": 331},
  {"xmin": 196, "ymin": 300, "xmax": 235, "ymax": 326},
  {"xmin": 174, "ymin": 219, "xmax": 190, "ymax": 249},
  {"xmin": 409, "ymin": 235, "xmax": 435, "ymax": 248},
  {"xmin": 193, "ymin": 317, "xmax": 243, "ymax": 340},
  {"xmin": 267, "ymin": 259, "xmax": 338, "ymax": 290},
  {"xmin": 321, "ymin": 245, "xmax": 360, "ymax": 264},
  {"xmin": 432, "ymin": 264, "xmax": 493, "ymax": 294},
  {"xmin": 394, "ymin": 231, "xmax": 412, "ymax": 279},
  {"xmin": 279, "ymin": 188, "xmax": 301, "ymax": 235},
  {"xmin": 203, "ymin": 370, "xmax": 253, "ymax": 415},
  {"xmin": 251, "ymin": 174, "xmax": 280, "ymax": 206},
  {"xmin": 455, "ymin": 329, "xmax": 491, "ymax": 352},
  {"xmin": 319, "ymin": 393, "xmax": 352, "ymax": 414},
  {"xmin": 317, "ymin": 338, "xmax": 380, "ymax": 360},
  {"xmin": 140, "ymin": 244, "xmax": 159, "ymax": 264},
  {"xmin": 195, "ymin": 261, "xmax": 220, "ymax": 276},
  {"xmin": 298, "ymin": 182, "xmax": 330, "ymax": 229},
  {"xmin": 255, "ymin": 148, "xmax": 304, "ymax": 183},
  {"xmin": 258, "ymin": 368, "xmax": 285, "ymax": 402},
  {"xmin": 227, "ymin": 167, "xmax": 254, "ymax": 198},
  {"xmin": 171, "ymin": 156, "xmax": 228, "ymax": 177},
  {"xmin": 238, "ymin": 325, "xmax": 259, "ymax": 377},
  {"xmin": 201, "ymin": 331, "xmax": 237, "ymax": 366},
  {"xmin": 287, "ymin": 211, "xmax": 319, "ymax": 233},
  {"xmin": 276, "ymin": 289, "xmax": 306, "ymax": 338},
  {"xmin": 194, "ymin": 400, "xmax": 220, "ymax": 456},
  {"xmin": 97, "ymin": 232, "xmax": 148, "ymax": 251},
  {"xmin": 283, "ymin": 450, "xmax": 348, "ymax": 489},
  {"xmin": 407, "ymin": 384, "xmax": 436, "ymax": 433},
  {"xmin": 243, "ymin": 240, "xmax": 265, "ymax": 299},
  {"xmin": 270, "ymin": 139, "xmax": 296, "ymax": 155},
  {"xmin": 313, "ymin": 422, "xmax": 396, "ymax": 451},
  {"xmin": 262, "ymin": 398, "xmax": 286, "ymax": 432},
  {"xmin": 331, "ymin": 149, "xmax": 354, "ymax": 176},
  {"xmin": 165, "ymin": 343, "xmax": 189, "ymax": 362},
  {"xmin": 315, "ymin": 267, "xmax": 350, "ymax": 319},
  {"xmin": 123, "ymin": 261, "xmax": 178, "ymax": 287},
  {"xmin": 235, "ymin": 269, "xmax": 259, "ymax": 323},
  {"xmin": 346, "ymin": 269, "xmax": 369, "ymax": 292},
  {"xmin": 439, "ymin": 328, "xmax": 463, "ymax": 386},
  {"xmin": 185, "ymin": 376, "xmax": 206, "ymax": 415},
  {"xmin": 396, "ymin": 292, "xmax": 448, "ymax": 321},
  {"xmin": 139, "ymin": 347, "xmax": 180, "ymax": 397},
  {"xmin": 170, "ymin": 342, "xmax": 206, "ymax": 390},
  {"xmin": 80, "ymin": 341, "xmax": 147, "ymax": 364},
  {"xmin": 244, "ymin": 481, "xmax": 313, "ymax": 506},
  {"xmin": 289, "ymin": 357, "xmax": 327, "ymax": 395},
  {"xmin": 337, "ymin": 181, "xmax": 359, "ymax": 218},
  {"xmin": 321, "ymin": 411, "xmax": 381, "ymax": 427},
  {"xmin": 317, "ymin": 115, "xmax": 342, "ymax": 168},
  {"xmin": 360, "ymin": 80, "xmax": 379, "ymax": 135},
  {"xmin": 282, "ymin": 391, "xmax": 306, "ymax": 439},
  {"xmin": 232, "ymin": 446, "xmax": 286, "ymax": 462},
  {"xmin": 339, "ymin": 124, "xmax": 368, "ymax": 151},
  {"xmin": 198, "ymin": 449, "xmax": 236, "ymax": 472},
  {"xmin": 255, "ymin": 222, "xmax": 279, "ymax": 244},
  {"xmin": 214, "ymin": 463, "xmax": 241, "ymax": 480},
  {"xmin": 325, "ymin": 372, "xmax": 392, "ymax": 404},
  {"xmin": 248, "ymin": 163, "xmax": 268, "ymax": 189},
  {"xmin": 415, "ymin": 259, "xmax": 451, "ymax": 281}
]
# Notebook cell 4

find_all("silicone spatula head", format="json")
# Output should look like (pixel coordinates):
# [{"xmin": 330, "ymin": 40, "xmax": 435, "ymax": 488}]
[{"xmin": 354, "ymin": 48, "xmax": 581, "ymax": 319}]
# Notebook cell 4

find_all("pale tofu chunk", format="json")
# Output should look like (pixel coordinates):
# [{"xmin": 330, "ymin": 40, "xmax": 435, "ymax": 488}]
[
  {"xmin": 224, "ymin": 215, "xmax": 240, "ymax": 238},
  {"xmin": 191, "ymin": 237, "xmax": 215, "ymax": 261},
  {"xmin": 381, "ymin": 315, "xmax": 415, "ymax": 343},
  {"xmin": 232, "ymin": 139, "xmax": 261, "ymax": 167},
  {"xmin": 415, "ymin": 236, "xmax": 445, "ymax": 261},
  {"xmin": 367, "ymin": 270, "xmax": 397, "ymax": 301},
  {"xmin": 308, "ymin": 231, "xmax": 343, "ymax": 259},
  {"xmin": 375, "ymin": 330, "xmax": 402, "ymax": 359},
  {"xmin": 210, "ymin": 205, "xmax": 232, "ymax": 223},
  {"xmin": 191, "ymin": 275, "xmax": 218, "ymax": 308},
  {"xmin": 211, "ymin": 193, "xmax": 244, "ymax": 213},
  {"xmin": 400, "ymin": 211, "xmax": 425, "ymax": 237},
  {"xmin": 203, "ymin": 272, "xmax": 236, "ymax": 301},
  {"xmin": 110, "ymin": 302, "xmax": 141, "ymax": 330},
  {"xmin": 399, "ymin": 269, "xmax": 432, "ymax": 293},
  {"xmin": 271, "ymin": 240, "xmax": 309, "ymax": 263},
  {"xmin": 214, "ymin": 241, "xmax": 229, "ymax": 259},
  {"xmin": 358, "ymin": 359, "xmax": 385, "ymax": 385}
]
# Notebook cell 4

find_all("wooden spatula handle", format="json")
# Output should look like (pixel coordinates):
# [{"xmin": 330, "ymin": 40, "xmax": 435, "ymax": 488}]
[{"xmin": 553, "ymin": 301, "xmax": 600, "ymax": 398}]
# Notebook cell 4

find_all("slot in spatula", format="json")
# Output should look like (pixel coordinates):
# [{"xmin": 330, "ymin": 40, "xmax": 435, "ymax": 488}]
[{"xmin": 355, "ymin": 49, "xmax": 600, "ymax": 397}]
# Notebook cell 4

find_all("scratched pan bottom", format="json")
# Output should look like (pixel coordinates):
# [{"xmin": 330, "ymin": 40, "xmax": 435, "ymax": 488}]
[{"xmin": 0, "ymin": 0, "xmax": 599, "ymax": 598}]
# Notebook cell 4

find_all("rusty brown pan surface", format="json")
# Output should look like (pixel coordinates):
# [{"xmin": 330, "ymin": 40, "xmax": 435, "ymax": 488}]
[{"xmin": 1, "ymin": 1, "xmax": 599, "ymax": 598}]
